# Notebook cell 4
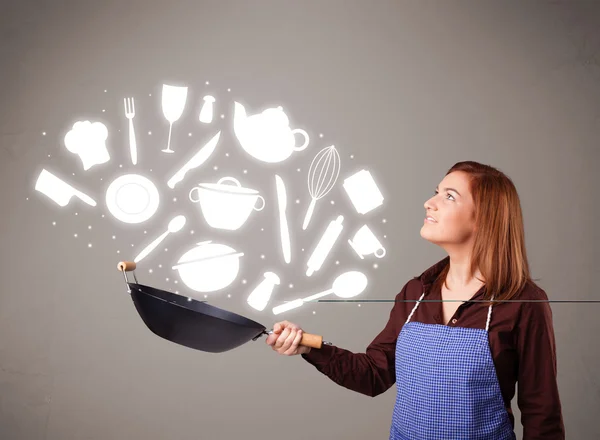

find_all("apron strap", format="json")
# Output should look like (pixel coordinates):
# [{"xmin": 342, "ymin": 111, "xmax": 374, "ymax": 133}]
[{"xmin": 405, "ymin": 293, "xmax": 425, "ymax": 324}]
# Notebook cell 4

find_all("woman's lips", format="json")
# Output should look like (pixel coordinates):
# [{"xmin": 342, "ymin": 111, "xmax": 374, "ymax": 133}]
[{"xmin": 424, "ymin": 216, "xmax": 437, "ymax": 223}]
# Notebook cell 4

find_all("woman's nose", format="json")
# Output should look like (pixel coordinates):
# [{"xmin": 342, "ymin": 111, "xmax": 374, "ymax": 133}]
[{"xmin": 424, "ymin": 196, "xmax": 436, "ymax": 210}]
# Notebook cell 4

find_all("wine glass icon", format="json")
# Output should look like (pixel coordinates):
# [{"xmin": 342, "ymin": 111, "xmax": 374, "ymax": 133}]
[{"xmin": 161, "ymin": 84, "xmax": 188, "ymax": 153}]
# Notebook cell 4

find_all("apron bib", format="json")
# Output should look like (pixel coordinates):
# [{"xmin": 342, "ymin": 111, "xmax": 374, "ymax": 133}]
[{"xmin": 389, "ymin": 293, "xmax": 516, "ymax": 440}]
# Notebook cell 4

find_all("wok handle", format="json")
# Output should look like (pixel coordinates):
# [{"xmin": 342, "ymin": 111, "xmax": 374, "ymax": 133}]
[
  {"xmin": 300, "ymin": 333, "xmax": 324, "ymax": 349},
  {"xmin": 117, "ymin": 261, "xmax": 137, "ymax": 272}
]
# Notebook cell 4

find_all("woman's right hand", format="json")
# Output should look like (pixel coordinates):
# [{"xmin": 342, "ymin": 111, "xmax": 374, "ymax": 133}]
[{"xmin": 265, "ymin": 320, "xmax": 312, "ymax": 356}]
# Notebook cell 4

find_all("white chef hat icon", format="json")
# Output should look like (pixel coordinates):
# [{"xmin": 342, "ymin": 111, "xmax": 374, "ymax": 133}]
[{"xmin": 64, "ymin": 121, "xmax": 110, "ymax": 171}]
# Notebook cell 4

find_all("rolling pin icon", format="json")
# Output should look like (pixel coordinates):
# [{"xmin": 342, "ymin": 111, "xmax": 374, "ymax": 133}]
[{"xmin": 306, "ymin": 215, "xmax": 344, "ymax": 277}]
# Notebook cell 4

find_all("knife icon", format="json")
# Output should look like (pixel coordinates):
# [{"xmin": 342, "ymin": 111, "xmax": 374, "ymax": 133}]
[{"xmin": 275, "ymin": 174, "xmax": 291, "ymax": 264}]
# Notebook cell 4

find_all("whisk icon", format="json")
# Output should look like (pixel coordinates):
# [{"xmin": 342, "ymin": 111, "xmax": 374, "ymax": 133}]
[{"xmin": 302, "ymin": 145, "xmax": 341, "ymax": 230}]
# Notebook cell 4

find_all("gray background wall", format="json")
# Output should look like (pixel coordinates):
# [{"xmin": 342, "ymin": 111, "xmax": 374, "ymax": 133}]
[{"xmin": 1, "ymin": 1, "xmax": 599, "ymax": 439}]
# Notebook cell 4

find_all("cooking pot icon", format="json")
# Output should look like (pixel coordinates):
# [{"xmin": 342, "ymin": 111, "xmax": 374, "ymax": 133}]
[{"xmin": 189, "ymin": 177, "xmax": 265, "ymax": 230}]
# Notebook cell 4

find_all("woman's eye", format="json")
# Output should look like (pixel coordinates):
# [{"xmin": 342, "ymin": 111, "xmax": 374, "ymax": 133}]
[{"xmin": 446, "ymin": 193, "xmax": 455, "ymax": 201}]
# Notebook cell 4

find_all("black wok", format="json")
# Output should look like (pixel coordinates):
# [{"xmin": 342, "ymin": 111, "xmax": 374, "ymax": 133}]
[{"xmin": 117, "ymin": 261, "xmax": 328, "ymax": 353}]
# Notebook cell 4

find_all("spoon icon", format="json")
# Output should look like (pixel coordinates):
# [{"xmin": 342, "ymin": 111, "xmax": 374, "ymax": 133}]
[
  {"xmin": 272, "ymin": 271, "xmax": 367, "ymax": 315},
  {"xmin": 134, "ymin": 215, "xmax": 187, "ymax": 263}
]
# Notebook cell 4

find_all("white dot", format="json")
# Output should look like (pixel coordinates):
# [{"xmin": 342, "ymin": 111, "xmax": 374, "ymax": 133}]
[
  {"xmin": 358, "ymin": 304, "xmax": 362, "ymax": 307},
  {"xmin": 88, "ymin": 225, "xmax": 92, "ymax": 229},
  {"xmin": 26, "ymin": 197, "xmax": 28, "ymax": 200},
  {"xmin": 261, "ymin": 228, "xmax": 264, "ymax": 231},
  {"xmin": 75, "ymin": 213, "xmax": 78, "ymax": 216},
  {"xmin": 190, "ymin": 230, "xmax": 195, "ymax": 234},
  {"xmin": 74, "ymin": 233, "xmax": 78, "ymax": 238},
  {"xmin": 350, "ymin": 154, "xmax": 354, "ymax": 159},
  {"xmin": 42, "ymin": 132, "xmax": 46, "ymax": 136},
  {"xmin": 220, "ymin": 114, "xmax": 225, "ymax": 119},
  {"xmin": 101, "ymin": 214, "xmax": 104, "ymax": 218},
  {"xmin": 148, "ymin": 131, "xmax": 152, "ymax": 135},
  {"xmin": 188, "ymin": 297, "xmax": 192, "ymax": 302},
  {"xmin": 330, "ymin": 200, "xmax": 335, "ymax": 205},
  {"xmin": 174, "ymin": 280, "xmax": 178, "ymax": 284},
  {"xmin": 102, "ymin": 109, "xmax": 106, "ymax": 112},
  {"xmin": 336, "ymin": 261, "xmax": 340, "ymax": 265},
  {"xmin": 227, "ymin": 88, "xmax": 231, "ymax": 92},
  {"xmin": 260, "ymin": 255, "xmax": 265, "ymax": 259},
  {"xmin": 301, "ymin": 248, "xmax": 304, "ymax": 252},
  {"xmin": 104, "ymin": 89, "xmax": 107, "ymax": 93},
  {"xmin": 313, "ymin": 311, "xmax": 316, "ymax": 315},
  {"xmin": 188, "ymin": 133, "xmax": 192, "ymax": 137},
  {"xmin": 289, "ymin": 284, "xmax": 294, "ymax": 288},
  {"xmin": 243, "ymin": 169, "xmax": 247, "ymax": 174},
  {"xmin": 242, "ymin": 279, "xmax": 247, "ymax": 284},
  {"xmin": 319, "ymin": 134, "xmax": 323, "ymax": 138},
  {"xmin": 204, "ymin": 294, "xmax": 208, "ymax": 298},
  {"xmin": 164, "ymin": 248, "xmax": 168, "ymax": 252},
  {"xmin": 48, "ymin": 154, "xmax": 51, "ymax": 158},
  {"xmin": 149, "ymin": 169, "xmax": 152, "ymax": 172},
  {"xmin": 52, "ymin": 221, "xmax": 56, "ymax": 226},
  {"xmin": 131, "ymin": 244, "xmax": 134, "ymax": 247},
  {"xmin": 384, "ymin": 235, "xmax": 387, "ymax": 238},
  {"xmin": 144, "ymin": 231, "xmax": 147, "ymax": 234},
  {"xmin": 297, "ymin": 168, "xmax": 301, "ymax": 172},
  {"xmin": 382, "ymin": 219, "xmax": 387, "ymax": 223},
  {"xmin": 296, "ymin": 199, "xmax": 300, "ymax": 204},
  {"xmin": 119, "ymin": 164, "xmax": 122, "ymax": 168},
  {"xmin": 112, "ymin": 235, "xmax": 116, "ymax": 239},
  {"xmin": 206, "ymin": 81, "xmax": 210, "ymax": 85},
  {"xmin": 100, "ymin": 178, "xmax": 103, "ymax": 181},
  {"xmin": 213, "ymin": 166, "xmax": 218, "ymax": 170},
  {"xmin": 88, "ymin": 243, "xmax": 92, "ymax": 248},
  {"xmin": 227, "ymin": 294, "xmax": 231, "ymax": 298},
  {"xmin": 373, "ymin": 263, "xmax": 379, "ymax": 269},
  {"xmin": 149, "ymin": 269, "xmax": 153, "ymax": 273},
  {"xmin": 149, "ymin": 93, "xmax": 152, "ymax": 96},
  {"xmin": 173, "ymin": 197, "xmax": 177, "ymax": 202},
  {"xmin": 73, "ymin": 173, "xmax": 75, "ymax": 176},
  {"xmin": 117, "ymin": 250, "xmax": 120, "ymax": 254},
  {"xmin": 166, "ymin": 278, "xmax": 169, "ymax": 282},
  {"xmin": 158, "ymin": 264, "xmax": 162, "ymax": 268},
  {"xmin": 225, "ymin": 153, "xmax": 229, "ymax": 157}
]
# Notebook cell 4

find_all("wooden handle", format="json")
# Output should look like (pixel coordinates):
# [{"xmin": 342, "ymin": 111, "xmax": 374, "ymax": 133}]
[
  {"xmin": 117, "ymin": 261, "xmax": 136, "ymax": 272},
  {"xmin": 300, "ymin": 333, "xmax": 323, "ymax": 349}
]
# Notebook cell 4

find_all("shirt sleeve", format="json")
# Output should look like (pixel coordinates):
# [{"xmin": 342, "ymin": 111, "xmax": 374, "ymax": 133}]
[
  {"xmin": 301, "ymin": 281, "xmax": 408, "ymax": 397},
  {"xmin": 516, "ymin": 287, "xmax": 566, "ymax": 439}
]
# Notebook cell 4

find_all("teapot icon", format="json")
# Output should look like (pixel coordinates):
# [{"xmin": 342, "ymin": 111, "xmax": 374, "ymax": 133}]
[{"xmin": 233, "ymin": 102, "xmax": 310, "ymax": 163}]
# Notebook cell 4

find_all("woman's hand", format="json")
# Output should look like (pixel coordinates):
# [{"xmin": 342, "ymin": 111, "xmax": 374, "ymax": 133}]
[{"xmin": 265, "ymin": 320, "xmax": 311, "ymax": 356}]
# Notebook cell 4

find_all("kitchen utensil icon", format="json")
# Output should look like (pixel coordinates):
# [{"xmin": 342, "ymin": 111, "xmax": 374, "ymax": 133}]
[
  {"xmin": 306, "ymin": 215, "xmax": 344, "ymax": 277},
  {"xmin": 167, "ymin": 131, "xmax": 221, "ymax": 189},
  {"xmin": 233, "ymin": 102, "xmax": 309, "ymax": 163},
  {"xmin": 161, "ymin": 84, "xmax": 188, "ymax": 153},
  {"xmin": 343, "ymin": 169, "xmax": 384, "ymax": 215},
  {"xmin": 247, "ymin": 272, "xmax": 281, "ymax": 311},
  {"xmin": 272, "ymin": 271, "xmax": 367, "ymax": 315},
  {"xmin": 199, "ymin": 95, "xmax": 215, "ymax": 123},
  {"xmin": 189, "ymin": 177, "xmax": 265, "ymax": 231},
  {"xmin": 124, "ymin": 97, "xmax": 137, "ymax": 165},
  {"xmin": 348, "ymin": 225, "xmax": 386, "ymax": 259},
  {"xmin": 34, "ymin": 168, "xmax": 97, "ymax": 207},
  {"xmin": 303, "ymin": 145, "xmax": 341, "ymax": 230},
  {"xmin": 275, "ymin": 175, "xmax": 291, "ymax": 264},
  {"xmin": 172, "ymin": 241, "xmax": 244, "ymax": 294},
  {"xmin": 134, "ymin": 215, "xmax": 187, "ymax": 263},
  {"xmin": 64, "ymin": 120, "xmax": 110, "ymax": 170},
  {"xmin": 105, "ymin": 173, "xmax": 160, "ymax": 224}
]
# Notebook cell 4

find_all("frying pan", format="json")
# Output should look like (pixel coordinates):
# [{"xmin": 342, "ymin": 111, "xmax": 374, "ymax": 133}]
[{"xmin": 117, "ymin": 261, "xmax": 330, "ymax": 353}]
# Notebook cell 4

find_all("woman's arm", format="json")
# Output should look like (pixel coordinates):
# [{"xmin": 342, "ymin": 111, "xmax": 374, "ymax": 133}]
[
  {"xmin": 301, "ymin": 282, "xmax": 408, "ymax": 397},
  {"xmin": 516, "ymin": 287, "xmax": 566, "ymax": 439}
]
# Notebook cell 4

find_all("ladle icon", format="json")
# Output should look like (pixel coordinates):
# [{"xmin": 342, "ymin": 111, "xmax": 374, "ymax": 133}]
[
  {"xmin": 134, "ymin": 215, "xmax": 187, "ymax": 263},
  {"xmin": 272, "ymin": 271, "xmax": 367, "ymax": 315}
]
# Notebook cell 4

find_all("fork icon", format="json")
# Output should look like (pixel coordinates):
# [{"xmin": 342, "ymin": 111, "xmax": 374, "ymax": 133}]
[{"xmin": 124, "ymin": 97, "xmax": 137, "ymax": 165}]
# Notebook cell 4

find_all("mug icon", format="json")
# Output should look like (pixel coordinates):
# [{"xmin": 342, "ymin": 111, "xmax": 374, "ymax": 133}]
[{"xmin": 348, "ymin": 225, "xmax": 386, "ymax": 259}]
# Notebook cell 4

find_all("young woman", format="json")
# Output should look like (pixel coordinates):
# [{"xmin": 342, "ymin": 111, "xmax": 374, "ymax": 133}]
[{"xmin": 266, "ymin": 161, "xmax": 565, "ymax": 439}]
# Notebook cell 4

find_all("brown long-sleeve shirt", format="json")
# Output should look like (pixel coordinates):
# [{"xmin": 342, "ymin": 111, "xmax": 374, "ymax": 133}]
[{"xmin": 302, "ymin": 257, "xmax": 565, "ymax": 439}]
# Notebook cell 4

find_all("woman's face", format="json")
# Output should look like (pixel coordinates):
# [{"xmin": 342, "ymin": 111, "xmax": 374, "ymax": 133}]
[{"xmin": 420, "ymin": 171, "xmax": 477, "ymax": 247}]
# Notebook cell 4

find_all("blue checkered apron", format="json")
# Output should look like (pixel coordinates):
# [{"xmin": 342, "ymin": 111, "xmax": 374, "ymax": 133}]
[{"xmin": 389, "ymin": 293, "xmax": 516, "ymax": 440}]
